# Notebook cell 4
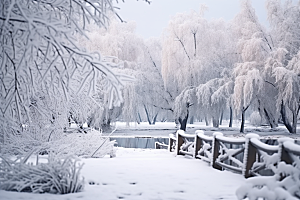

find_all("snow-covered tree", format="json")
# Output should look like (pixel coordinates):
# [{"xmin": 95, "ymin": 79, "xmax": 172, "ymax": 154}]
[
  {"xmin": 0, "ymin": 0, "xmax": 126, "ymax": 149},
  {"xmin": 263, "ymin": 0, "xmax": 300, "ymax": 133},
  {"xmin": 232, "ymin": 0, "xmax": 274, "ymax": 133},
  {"xmin": 233, "ymin": 65, "xmax": 265, "ymax": 132},
  {"xmin": 135, "ymin": 38, "xmax": 175, "ymax": 124},
  {"xmin": 78, "ymin": 17, "xmax": 173, "ymax": 126},
  {"xmin": 197, "ymin": 78, "xmax": 234, "ymax": 128},
  {"xmin": 230, "ymin": 0, "xmax": 300, "ymax": 134},
  {"xmin": 266, "ymin": 0, "xmax": 300, "ymax": 61},
  {"xmin": 266, "ymin": 49, "xmax": 300, "ymax": 134},
  {"xmin": 78, "ymin": 18, "xmax": 149, "ymax": 126},
  {"xmin": 173, "ymin": 87, "xmax": 196, "ymax": 131},
  {"xmin": 162, "ymin": 6, "xmax": 210, "ymax": 93},
  {"xmin": 162, "ymin": 7, "xmax": 237, "ymax": 128},
  {"xmin": 211, "ymin": 79, "xmax": 235, "ymax": 127}
]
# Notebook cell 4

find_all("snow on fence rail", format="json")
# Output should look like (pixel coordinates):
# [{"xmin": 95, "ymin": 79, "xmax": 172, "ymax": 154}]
[
  {"xmin": 176, "ymin": 130, "xmax": 195, "ymax": 157},
  {"xmin": 155, "ymin": 141, "xmax": 168, "ymax": 150},
  {"xmin": 171, "ymin": 130, "xmax": 300, "ymax": 179}
]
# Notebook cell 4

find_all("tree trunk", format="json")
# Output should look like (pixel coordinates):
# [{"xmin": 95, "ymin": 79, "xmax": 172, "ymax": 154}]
[
  {"xmin": 240, "ymin": 108, "xmax": 246, "ymax": 133},
  {"xmin": 193, "ymin": 32, "xmax": 197, "ymax": 57},
  {"xmin": 102, "ymin": 119, "xmax": 111, "ymax": 132},
  {"xmin": 292, "ymin": 111, "xmax": 297, "ymax": 134},
  {"xmin": 189, "ymin": 116, "xmax": 194, "ymax": 124},
  {"xmin": 179, "ymin": 105, "xmax": 189, "ymax": 131},
  {"xmin": 219, "ymin": 111, "xmax": 223, "ymax": 126},
  {"xmin": 144, "ymin": 105, "xmax": 152, "ymax": 125},
  {"xmin": 179, "ymin": 114, "xmax": 189, "ymax": 131},
  {"xmin": 175, "ymin": 118, "xmax": 180, "ymax": 126},
  {"xmin": 138, "ymin": 113, "xmax": 142, "ymax": 123},
  {"xmin": 229, "ymin": 107, "xmax": 233, "ymax": 127},
  {"xmin": 263, "ymin": 108, "xmax": 277, "ymax": 128},
  {"xmin": 281, "ymin": 103, "xmax": 297, "ymax": 134},
  {"xmin": 87, "ymin": 113, "xmax": 94, "ymax": 127},
  {"xmin": 205, "ymin": 116, "xmax": 209, "ymax": 126},
  {"xmin": 257, "ymin": 98, "xmax": 278, "ymax": 128},
  {"xmin": 136, "ymin": 119, "xmax": 140, "ymax": 124},
  {"xmin": 0, "ymin": 128, "xmax": 4, "ymax": 145},
  {"xmin": 152, "ymin": 112, "xmax": 159, "ymax": 125},
  {"xmin": 212, "ymin": 117, "xmax": 219, "ymax": 128}
]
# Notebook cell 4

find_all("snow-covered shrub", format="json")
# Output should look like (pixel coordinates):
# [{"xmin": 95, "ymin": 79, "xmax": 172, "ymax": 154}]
[
  {"xmin": 236, "ymin": 161, "xmax": 299, "ymax": 200},
  {"xmin": 0, "ymin": 153, "xmax": 84, "ymax": 194},
  {"xmin": 249, "ymin": 111, "xmax": 262, "ymax": 127},
  {"xmin": 48, "ymin": 131, "xmax": 116, "ymax": 158},
  {"xmin": 1, "ymin": 131, "xmax": 46, "ymax": 155},
  {"xmin": 236, "ymin": 139, "xmax": 300, "ymax": 200},
  {"xmin": 1, "ymin": 130, "xmax": 116, "ymax": 158},
  {"xmin": 1, "ymin": 126, "xmax": 66, "ymax": 156}
]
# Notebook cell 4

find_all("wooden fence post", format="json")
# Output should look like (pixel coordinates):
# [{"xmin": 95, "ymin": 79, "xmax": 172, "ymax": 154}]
[
  {"xmin": 243, "ymin": 134, "xmax": 259, "ymax": 178},
  {"xmin": 244, "ymin": 142, "xmax": 257, "ymax": 178},
  {"xmin": 176, "ymin": 131, "xmax": 184, "ymax": 156},
  {"xmin": 212, "ymin": 132, "xmax": 222, "ymax": 170},
  {"xmin": 278, "ymin": 138, "xmax": 295, "ymax": 181},
  {"xmin": 194, "ymin": 134, "xmax": 202, "ymax": 158},
  {"xmin": 279, "ymin": 138, "xmax": 294, "ymax": 165},
  {"xmin": 169, "ymin": 137, "xmax": 173, "ymax": 152},
  {"xmin": 280, "ymin": 145, "xmax": 294, "ymax": 165}
]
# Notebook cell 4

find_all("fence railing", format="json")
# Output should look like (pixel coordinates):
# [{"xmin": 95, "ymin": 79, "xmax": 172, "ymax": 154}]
[
  {"xmin": 171, "ymin": 130, "xmax": 300, "ymax": 179},
  {"xmin": 176, "ymin": 130, "xmax": 195, "ymax": 156},
  {"xmin": 155, "ymin": 141, "xmax": 168, "ymax": 150}
]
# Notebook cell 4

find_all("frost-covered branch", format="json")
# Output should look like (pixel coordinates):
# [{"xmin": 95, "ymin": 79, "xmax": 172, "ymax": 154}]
[{"xmin": 0, "ymin": 0, "xmax": 127, "ymax": 141}]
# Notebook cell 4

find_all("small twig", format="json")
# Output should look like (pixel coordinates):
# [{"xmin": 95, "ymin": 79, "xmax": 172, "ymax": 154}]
[
  {"xmin": 0, "ymin": 155, "xmax": 12, "ymax": 168},
  {"xmin": 91, "ymin": 127, "xmax": 117, "ymax": 158}
]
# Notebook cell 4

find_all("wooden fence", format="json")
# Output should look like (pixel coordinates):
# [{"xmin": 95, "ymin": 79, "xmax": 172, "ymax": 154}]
[{"xmin": 171, "ymin": 130, "xmax": 300, "ymax": 178}]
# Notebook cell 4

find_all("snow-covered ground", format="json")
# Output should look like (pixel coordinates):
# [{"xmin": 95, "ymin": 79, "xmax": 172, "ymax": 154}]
[
  {"xmin": 1, "ymin": 122, "xmax": 299, "ymax": 200},
  {"xmin": 0, "ymin": 148, "xmax": 245, "ymax": 200}
]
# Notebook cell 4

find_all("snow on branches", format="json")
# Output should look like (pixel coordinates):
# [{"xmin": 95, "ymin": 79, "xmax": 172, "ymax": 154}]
[
  {"xmin": 196, "ymin": 79, "xmax": 228, "ymax": 127},
  {"xmin": 0, "ymin": 0, "xmax": 128, "ymax": 147}
]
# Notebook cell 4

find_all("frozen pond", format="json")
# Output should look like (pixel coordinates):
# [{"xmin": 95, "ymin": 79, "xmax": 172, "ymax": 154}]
[
  {"xmin": 109, "ymin": 136, "xmax": 169, "ymax": 149},
  {"xmin": 109, "ymin": 128, "xmax": 177, "ymax": 137}
]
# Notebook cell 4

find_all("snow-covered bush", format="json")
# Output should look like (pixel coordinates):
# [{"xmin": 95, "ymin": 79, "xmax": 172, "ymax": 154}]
[
  {"xmin": 0, "ymin": 153, "xmax": 84, "ymax": 194},
  {"xmin": 1, "ymin": 131, "xmax": 116, "ymax": 158},
  {"xmin": 236, "ymin": 161, "xmax": 300, "ymax": 200},
  {"xmin": 236, "ymin": 139, "xmax": 300, "ymax": 200},
  {"xmin": 48, "ymin": 131, "xmax": 116, "ymax": 158},
  {"xmin": 250, "ymin": 111, "xmax": 262, "ymax": 127}
]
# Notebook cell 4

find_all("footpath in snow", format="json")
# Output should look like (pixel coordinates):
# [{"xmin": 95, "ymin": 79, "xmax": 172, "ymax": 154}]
[{"xmin": 0, "ymin": 148, "xmax": 245, "ymax": 200}]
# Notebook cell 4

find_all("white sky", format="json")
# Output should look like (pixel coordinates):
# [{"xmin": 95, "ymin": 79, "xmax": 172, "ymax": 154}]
[{"xmin": 116, "ymin": 0, "xmax": 268, "ymax": 39}]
